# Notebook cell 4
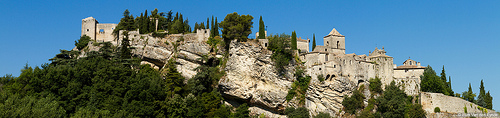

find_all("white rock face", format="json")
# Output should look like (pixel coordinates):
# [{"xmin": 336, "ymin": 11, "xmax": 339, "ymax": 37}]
[
  {"xmin": 306, "ymin": 77, "xmax": 357, "ymax": 117},
  {"xmin": 219, "ymin": 40, "xmax": 295, "ymax": 115}
]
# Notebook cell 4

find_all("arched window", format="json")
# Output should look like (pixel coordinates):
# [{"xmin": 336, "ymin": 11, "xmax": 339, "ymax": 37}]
[{"xmin": 337, "ymin": 41, "xmax": 340, "ymax": 48}]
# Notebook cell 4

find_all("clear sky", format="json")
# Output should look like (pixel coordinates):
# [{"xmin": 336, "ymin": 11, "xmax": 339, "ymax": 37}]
[{"xmin": 0, "ymin": 0, "xmax": 498, "ymax": 110}]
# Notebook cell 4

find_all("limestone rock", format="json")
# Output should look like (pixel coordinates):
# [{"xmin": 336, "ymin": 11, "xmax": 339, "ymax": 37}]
[
  {"xmin": 305, "ymin": 77, "xmax": 356, "ymax": 117},
  {"xmin": 219, "ymin": 40, "xmax": 295, "ymax": 115}
]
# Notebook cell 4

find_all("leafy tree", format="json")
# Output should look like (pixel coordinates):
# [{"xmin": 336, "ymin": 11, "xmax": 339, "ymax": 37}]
[
  {"xmin": 342, "ymin": 87, "xmax": 365, "ymax": 114},
  {"xmin": 312, "ymin": 33, "xmax": 316, "ymax": 51},
  {"xmin": 219, "ymin": 12, "xmax": 254, "ymax": 43},
  {"xmin": 378, "ymin": 81, "xmax": 406, "ymax": 118},
  {"xmin": 291, "ymin": 31, "xmax": 297, "ymax": 50},
  {"xmin": 284, "ymin": 107, "xmax": 309, "ymax": 118},
  {"xmin": 267, "ymin": 33, "xmax": 292, "ymax": 74},
  {"xmin": 258, "ymin": 16, "xmax": 266, "ymax": 39},
  {"xmin": 420, "ymin": 65, "xmax": 444, "ymax": 93},
  {"xmin": 75, "ymin": 35, "xmax": 91, "ymax": 50},
  {"xmin": 462, "ymin": 83, "xmax": 476, "ymax": 102},
  {"xmin": 369, "ymin": 77, "xmax": 382, "ymax": 95}
]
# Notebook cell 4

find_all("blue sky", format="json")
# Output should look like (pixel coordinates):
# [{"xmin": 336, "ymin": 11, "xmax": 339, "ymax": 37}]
[{"xmin": 0, "ymin": 0, "xmax": 498, "ymax": 110}]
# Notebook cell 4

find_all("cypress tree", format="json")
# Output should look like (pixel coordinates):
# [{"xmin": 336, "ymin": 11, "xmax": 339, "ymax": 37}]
[
  {"xmin": 194, "ymin": 23, "xmax": 199, "ymax": 33},
  {"xmin": 211, "ymin": 16, "xmax": 214, "ymax": 37},
  {"xmin": 206, "ymin": 18, "xmax": 210, "ymax": 29},
  {"xmin": 291, "ymin": 31, "xmax": 297, "ymax": 50},
  {"xmin": 258, "ymin": 16, "xmax": 265, "ymax": 39},
  {"xmin": 485, "ymin": 91, "xmax": 493, "ymax": 109},
  {"xmin": 214, "ymin": 17, "xmax": 219, "ymax": 36},
  {"xmin": 477, "ymin": 80, "xmax": 487, "ymax": 107},
  {"xmin": 312, "ymin": 33, "xmax": 316, "ymax": 51},
  {"xmin": 200, "ymin": 22, "xmax": 205, "ymax": 29}
]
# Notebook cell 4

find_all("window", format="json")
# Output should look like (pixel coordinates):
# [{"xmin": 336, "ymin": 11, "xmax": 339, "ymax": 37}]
[
  {"xmin": 325, "ymin": 49, "xmax": 327, "ymax": 51},
  {"xmin": 337, "ymin": 41, "xmax": 339, "ymax": 48},
  {"xmin": 334, "ymin": 65, "xmax": 336, "ymax": 68},
  {"xmin": 265, "ymin": 43, "xmax": 267, "ymax": 47},
  {"xmin": 87, "ymin": 29, "xmax": 89, "ymax": 31},
  {"xmin": 327, "ymin": 41, "xmax": 329, "ymax": 46},
  {"xmin": 319, "ymin": 68, "xmax": 321, "ymax": 70}
]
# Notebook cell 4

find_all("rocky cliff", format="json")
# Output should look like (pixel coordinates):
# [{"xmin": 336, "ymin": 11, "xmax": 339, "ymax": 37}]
[{"xmin": 218, "ymin": 40, "xmax": 295, "ymax": 117}]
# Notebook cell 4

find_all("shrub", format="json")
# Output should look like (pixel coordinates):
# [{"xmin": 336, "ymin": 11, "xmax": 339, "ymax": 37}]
[
  {"xmin": 284, "ymin": 107, "xmax": 309, "ymax": 118},
  {"xmin": 318, "ymin": 74, "xmax": 325, "ymax": 82},
  {"xmin": 369, "ymin": 77, "xmax": 382, "ymax": 94},
  {"xmin": 342, "ymin": 89, "xmax": 365, "ymax": 114},
  {"xmin": 434, "ymin": 107, "xmax": 440, "ymax": 113},
  {"xmin": 313, "ymin": 112, "xmax": 331, "ymax": 118}
]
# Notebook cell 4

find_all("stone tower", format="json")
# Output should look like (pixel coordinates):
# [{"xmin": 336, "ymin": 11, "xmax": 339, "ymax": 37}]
[
  {"xmin": 323, "ymin": 28, "xmax": 345, "ymax": 54},
  {"xmin": 82, "ymin": 17, "xmax": 97, "ymax": 40}
]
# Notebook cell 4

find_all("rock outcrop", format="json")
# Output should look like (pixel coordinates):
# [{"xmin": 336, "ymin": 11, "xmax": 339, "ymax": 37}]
[
  {"xmin": 305, "ymin": 77, "xmax": 357, "ymax": 117},
  {"xmin": 219, "ymin": 40, "xmax": 295, "ymax": 116}
]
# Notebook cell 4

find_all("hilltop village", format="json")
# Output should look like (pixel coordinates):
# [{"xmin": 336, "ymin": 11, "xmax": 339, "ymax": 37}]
[{"xmin": 74, "ymin": 16, "xmax": 496, "ymax": 117}]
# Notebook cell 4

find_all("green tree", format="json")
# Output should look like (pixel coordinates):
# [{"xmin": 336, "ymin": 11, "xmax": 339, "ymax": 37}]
[
  {"xmin": 420, "ymin": 65, "xmax": 444, "ymax": 93},
  {"xmin": 291, "ymin": 31, "xmax": 297, "ymax": 50},
  {"xmin": 211, "ymin": 15, "xmax": 215, "ymax": 37},
  {"xmin": 485, "ymin": 91, "xmax": 493, "ymax": 109},
  {"xmin": 119, "ymin": 31, "xmax": 132, "ymax": 59},
  {"xmin": 378, "ymin": 81, "xmax": 406, "ymax": 118},
  {"xmin": 462, "ymin": 83, "xmax": 476, "ymax": 102},
  {"xmin": 164, "ymin": 59, "xmax": 185, "ymax": 98},
  {"xmin": 312, "ymin": 33, "xmax": 316, "ymax": 51},
  {"xmin": 477, "ymin": 79, "xmax": 487, "ymax": 108},
  {"xmin": 267, "ymin": 33, "xmax": 292, "ymax": 74},
  {"xmin": 214, "ymin": 17, "xmax": 219, "ymax": 37},
  {"xmin": 342, "ymin": 88, "xmax": 365, "ymax": 114},
  {"xmin": 75, "ymin": 35, "xmax": 91, "ymax": 50},
  {"xmin": 369, "ymin": 77, "xmax": 383, "ymax": 95},
  {"xmin": 219, "ymin": 12, "xmax": 254, "ymax": 43},
  {"xmin": 113, "ymin": 9, "xmax": 136, "ymax": 38},
  {"xmin": 258, "ymin": 16, "xmax": 266, "ymax": 39},
  {"xmin": 206, "ymin": 17, "xmax": 210, "ymax": 30}
]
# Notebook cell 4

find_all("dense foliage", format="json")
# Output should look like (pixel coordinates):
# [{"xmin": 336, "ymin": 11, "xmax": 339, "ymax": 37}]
[
  {"xmin": 368, "ymin": 77, "xmax": 382, "ymax": 95},
  {"xmin": 0, "ymin": 38, "xmax": 246, "ymax": 117},
  {"xmin": 285, "ymin": 107, "xmax": 309, "ymax": 118},
  {"xmin": 342, "ymin": 81, "xmax": 426, "ymax": 118},
  {"xmin": 420, "ymin": 65, "xmax": 453, "ymax": 96}
]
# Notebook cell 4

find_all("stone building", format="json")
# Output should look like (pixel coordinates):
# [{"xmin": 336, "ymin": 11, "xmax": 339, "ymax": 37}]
[
  {"xmin": 296, "ymin": 37, "xmax": 310, "ymax": 53},
  {"xmin": 81, "ymin": 17, "xmax": 117, "ymax": 43},
  {"xmin": 299, "ymin": 28, "xmax": 424, "ymax": 95}
]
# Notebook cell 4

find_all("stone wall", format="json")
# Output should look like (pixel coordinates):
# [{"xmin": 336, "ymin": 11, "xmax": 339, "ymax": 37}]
[
  {"xmin": 420, "ymin": 92, "xmax": 496, "ymax": 114},
  {"xmin": 96, "ymin": 24, "xmax": 117, "ymax": 42}
]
